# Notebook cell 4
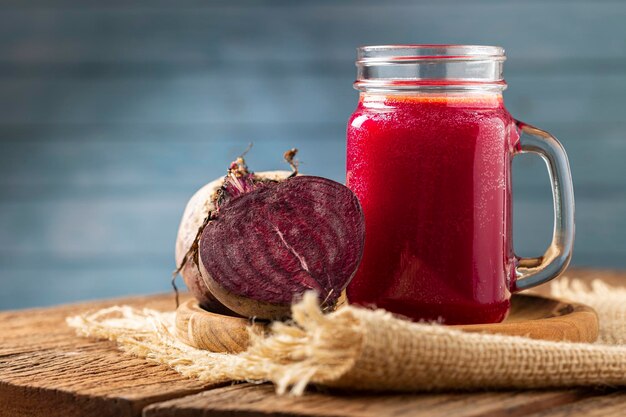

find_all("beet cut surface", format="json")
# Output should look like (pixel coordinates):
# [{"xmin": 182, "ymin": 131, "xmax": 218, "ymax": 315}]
[{"xmin": 199, "ymin": 175, "xmax": 365, "ymax": 319}]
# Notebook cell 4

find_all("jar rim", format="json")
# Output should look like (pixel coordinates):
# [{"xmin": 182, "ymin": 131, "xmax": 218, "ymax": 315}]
[
  {"xmin": 357, "ymin": 44, "xmax": 506, "ymax": 62},
  {"xmin": 355, "ymin": 44, "xmax": 506, "ymax": 92}
]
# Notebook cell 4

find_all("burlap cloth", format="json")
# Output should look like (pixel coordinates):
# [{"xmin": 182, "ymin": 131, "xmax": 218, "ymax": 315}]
[{"xmin": 67, "ymin": 277, "xmax": 626, "ymax": 395}]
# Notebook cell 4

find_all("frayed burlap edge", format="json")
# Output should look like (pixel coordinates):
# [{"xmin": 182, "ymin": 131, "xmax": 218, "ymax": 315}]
[
  {"xmin": 550, "ymin": 278, "xmax": 625, "ymax": 345},
  {"xmin": 67, "ymin": 278, "xmax": 626, "ymax": 394},
  {"xmin": 68, "ymin": 292, "xmax": 362, "ymax": 395}
]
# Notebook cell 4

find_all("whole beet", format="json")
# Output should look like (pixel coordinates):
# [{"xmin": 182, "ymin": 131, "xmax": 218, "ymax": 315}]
[{"xmin": 175, "ymin": 151, "xmax": 365, "ymax": 319}]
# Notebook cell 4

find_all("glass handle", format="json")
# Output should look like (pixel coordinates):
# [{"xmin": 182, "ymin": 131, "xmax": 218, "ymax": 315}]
[{"xmin": 512, "ymin": 121, "xmax": 575, "ymax": 291}]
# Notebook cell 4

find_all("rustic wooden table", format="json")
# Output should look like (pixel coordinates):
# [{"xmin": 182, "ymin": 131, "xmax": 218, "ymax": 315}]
[{"xmin": 1, "ymin": 268, "xmax": 624, "ymax": 417}]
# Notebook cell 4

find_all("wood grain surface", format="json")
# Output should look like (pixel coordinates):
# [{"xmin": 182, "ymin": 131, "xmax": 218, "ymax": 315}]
[
  {"xmin": 0, "ymin": 269, "xmax": 623, "ymax": 416},
  {"xmin": 453, "ymin": 293, "xmax": 599, "ymax": 343},
  {"xmin": 143, "ymin": 383, "xmax": 615, "ymax": 417},
  {"xmin": 0, "ymin": 292, "xmax": 215, "ymax": 417},
  {"xmin": 524, "ymin": 392, "xmax": 626, "ymax": 417},
  {"xmin": 175, "ymin": 298, "xmax": 267, "ymax": 353},
  {"xmin": 175, "ymin": 293, "xmax": 598, "ymax": 353}
]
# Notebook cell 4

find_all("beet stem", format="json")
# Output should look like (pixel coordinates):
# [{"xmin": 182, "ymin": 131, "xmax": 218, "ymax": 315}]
[{"xmin": 284, "ymin": 148, "xmax": 299, "ymax": 178}]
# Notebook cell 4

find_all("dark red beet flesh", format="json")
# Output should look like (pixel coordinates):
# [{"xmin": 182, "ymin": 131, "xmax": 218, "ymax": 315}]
[{"xmin": 199, "ymin": 176, "xmax": 365, "ymax": 316}]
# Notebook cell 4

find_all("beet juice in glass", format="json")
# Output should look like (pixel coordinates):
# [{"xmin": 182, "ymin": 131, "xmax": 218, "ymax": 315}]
[{"xmin": 346, "ymin": 45, "xmax": 575, "ymax": 324}]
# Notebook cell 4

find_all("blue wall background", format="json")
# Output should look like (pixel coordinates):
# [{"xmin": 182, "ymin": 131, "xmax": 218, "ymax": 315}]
[{"xmin": 1, "ymin": 0, "xmax": 625, "ymax": 309}]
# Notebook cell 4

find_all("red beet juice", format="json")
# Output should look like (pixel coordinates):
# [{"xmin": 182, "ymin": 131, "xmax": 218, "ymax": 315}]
[{"xmin": 346, "ymin": 93, "xmax": 520, "ymax": 324}]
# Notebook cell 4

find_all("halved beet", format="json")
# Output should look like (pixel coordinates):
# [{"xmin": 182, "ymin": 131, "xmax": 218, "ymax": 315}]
[{"xmin": 198, "ymin": 176, "xmax": 365, "ymax": 319}]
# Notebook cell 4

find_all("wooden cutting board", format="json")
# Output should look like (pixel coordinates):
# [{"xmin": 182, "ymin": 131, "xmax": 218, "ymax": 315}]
[
  {"xmin": 0, "ymin": 268, "xmax": 621, "ymax": 417},
  {"xmin": 175, "ymin": 293, "xmax": 599, "ymax": 353}
]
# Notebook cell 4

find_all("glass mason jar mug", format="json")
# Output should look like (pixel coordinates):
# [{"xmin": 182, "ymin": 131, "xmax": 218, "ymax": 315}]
[{"xmin": 346, "ymin": 45, "xmax": 575, "ymax": 324}]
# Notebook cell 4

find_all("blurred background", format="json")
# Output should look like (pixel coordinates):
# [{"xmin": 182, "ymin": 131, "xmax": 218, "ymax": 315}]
[{"xmin": 1, "ymin": 1, "xmax": 625, "ymax": 309}]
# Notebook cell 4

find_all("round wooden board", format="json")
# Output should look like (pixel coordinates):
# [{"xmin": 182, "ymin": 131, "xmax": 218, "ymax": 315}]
[{"xmin": 175, "ymin": 294, "xmax": 599, "ymax": 353}]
